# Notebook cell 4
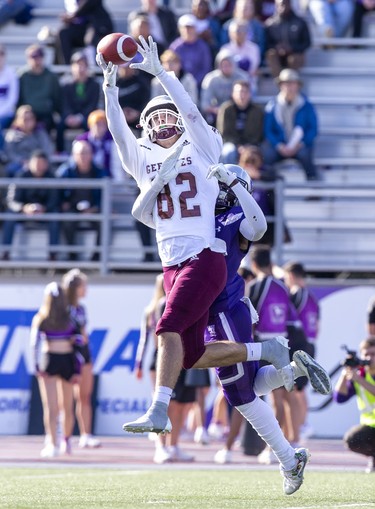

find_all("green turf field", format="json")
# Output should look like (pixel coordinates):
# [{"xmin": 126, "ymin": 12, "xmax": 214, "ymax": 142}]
[{"xmin": 1, "ymin": 468, "xmax": 374, "ymax": 509}]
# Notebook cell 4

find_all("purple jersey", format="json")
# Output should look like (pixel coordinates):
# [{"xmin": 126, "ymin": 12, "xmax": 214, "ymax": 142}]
[
  {"xmin": 204, "ymin": 206, "xmax": 257, "ymax": 406},
  {"xmin": 290, "ymin": 287, "xmax": 320, "ymax": 342},
  {"xmin": 248, "ymin": 276, "xmax": 290, "ymax": 340},
  {"xmin": 210, "ymin": 206, "xmax": 249, "ymax": 314}
]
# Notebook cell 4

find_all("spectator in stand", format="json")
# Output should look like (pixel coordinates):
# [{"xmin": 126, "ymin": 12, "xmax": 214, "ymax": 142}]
[
  {"xmin": 210, "ymin": 0, "xmax": 237, "ymax": 24},
  {"xmin": 191, "ymin": 0, "xmax": 222, "ymax": 58},
  {"xmin": 117, "ymin": 63, "xmax": 151, "ymax": 137},
  {"xmin": 129, "ymin": 14, "xmax": 166, "ymax": 70},
  {"xmin": 200, "ymin": 49, "xmax": 249, "ymax": 126},
  {"xmin": 0, "ymin": 0, "xmax": 32, "ymax": 27},
  {"xmin": 151, "ymin": 49, "xmax": 198, "ymax": 103},
  {"xmin": 308, "ymin": 0, "xmax": 354, "ymax": 38},
  {"xmin": 216, "ymin": 80, "xmax": 264, "ymax": 163},
  {"xmin": 17, "ymin": 44, "xmax": 62, "ymax": 133},
  {"xmin": 264, "ymin": 0, "xmax": 311, "ymax": 78},
  {"xmin": 3, "ymin": 104, "xmax": 54, "ymax": 177},
  {"xmin": 1, "ymin": 150, "xmax": 60, "ymax": 262},
  {"xmin": 128, "ymin": 0, "xmax": 178, "ymax": 49},
  {"xmin": 220, "ymin": 19, "xmax": 261, "ymax": 94},
  {"xmin": 170, "ymin": 13, "xmax": 213, "ymax": 90},
  {"xmin": 262, "ymin": 68, "xmax": 319, "ymax": 181},
  {"xmin": 75, "ymin": 109, "xmax": 118, "ymax": 179},
  {"xmin": 56, "ymin": 139, "xmax": 105, "ymax": 261},
  {"xmin": 0, "ymin": 44, "xmax": 19, "ymax": 154},
  {"xmin": 220, "ymin": 0, "xmax": 266, "ymax": 62},
  {"xmin": 333, "ymin": 336, "xmax": 375, "ymax": 474},
  {"xmin": 254, "ymin": 0, "xmax": 275, "ymax": 20},
  {"xmin": 56, "ymin": 50, "xmax": 100, "ymax": 154},
  {"xmin": 238, "ymin": 145, "xmax": 291, "ymax": 247},
  {"xmin": 352, "ymin": 0, "xmax": 375, "ymax": 37},
  {"xmin": 54, "ymin": 0, "xmax": 114, "ymax": 65}
]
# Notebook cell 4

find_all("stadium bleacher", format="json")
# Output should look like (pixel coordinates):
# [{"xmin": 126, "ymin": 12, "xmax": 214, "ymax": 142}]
[{"xmin": 1, "ymin": 1, "xmax": 375, "ymax": 275}]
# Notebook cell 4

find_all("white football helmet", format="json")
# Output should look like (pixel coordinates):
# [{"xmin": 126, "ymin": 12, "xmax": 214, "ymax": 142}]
[
  {"xmin": 216, "ymin": 164, "xmax": 253, "ymax": 211},
  {"xmin": 139, "ymin": 95, "xmax": 185, "ymax": 142}
]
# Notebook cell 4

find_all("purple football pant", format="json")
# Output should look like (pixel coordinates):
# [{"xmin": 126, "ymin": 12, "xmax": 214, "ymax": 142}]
[
  {"xmin": 205, "ymin": 299, "xmax": 258, "ymax": 406},
  {"xmin": 157, "ymin": 248, "xmax": 227, "ymax": 369}
]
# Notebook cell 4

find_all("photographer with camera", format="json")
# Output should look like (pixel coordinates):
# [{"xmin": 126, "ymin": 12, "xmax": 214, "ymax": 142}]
[{"xmin": 333, "ymin": 337, "xmax": 375, "ymax": 474}]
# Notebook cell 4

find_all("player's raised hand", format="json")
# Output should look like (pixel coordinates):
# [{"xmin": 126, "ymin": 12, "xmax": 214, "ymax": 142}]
[
  {"xmin": 96, "ymin": 53, "xmax": 118, "ymax": 87},
  {"xmin": 130, "ymin": 35, "xmax": 163, "ymax": 77},
  {"xmin": 155, "ymin": 144, "xmax": 183, "ymax": 187},
  {"xmin": 207, "ymin": 163, "xmax": 237, "ymax": 186}
]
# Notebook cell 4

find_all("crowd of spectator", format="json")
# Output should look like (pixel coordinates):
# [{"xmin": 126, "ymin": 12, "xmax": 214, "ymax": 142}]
[{"xmin": 0, "ymin": 0, "xmax": 372, "ymax": 262}]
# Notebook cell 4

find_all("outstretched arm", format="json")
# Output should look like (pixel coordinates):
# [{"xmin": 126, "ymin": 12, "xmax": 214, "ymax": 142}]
[
  {"xmin": 207, "ymin": 164, "xmax": 267, "ymax": 241},
  {"xmin": 132, "ymin": 144, "xmax": 183, "ymax": 228},
  {"xmin": 96, "ymin": 53, "xmax": 142, "ymax": 181},
  {"xmin": 131, "ymin": 36, "xmax": 222, "ymax": 164}
]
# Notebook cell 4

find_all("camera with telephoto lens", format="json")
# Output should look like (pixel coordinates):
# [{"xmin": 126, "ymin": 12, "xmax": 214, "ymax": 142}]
[{"xmin": 341, "ymin": 345, "xmax": 370, "ymax": 368}]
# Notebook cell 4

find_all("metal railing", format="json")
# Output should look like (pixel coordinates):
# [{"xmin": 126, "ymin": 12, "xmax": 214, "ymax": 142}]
[
  {"xmin": 0, "ymin": 178, "xmax": 159, "ymax": 275},
  {"xmin": 1, "ymin": 178, "xmax": 375, "ymax": 275}
]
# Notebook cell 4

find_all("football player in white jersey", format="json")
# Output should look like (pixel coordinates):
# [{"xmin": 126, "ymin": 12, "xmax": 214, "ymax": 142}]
[{"xmin": 97, "ymin": 35, "xmax": 293, "ymax": 435}]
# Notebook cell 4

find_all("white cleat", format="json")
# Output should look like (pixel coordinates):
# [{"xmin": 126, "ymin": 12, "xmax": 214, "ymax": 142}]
[
  {"xmin": 280, "ymin": 448, "xmax": 310, "ymax": 495},
  {"xmin": 168, "ymin": 446, "xmax": 194, "ymax": 462},
  {"xmin": 293, "ymin": 350, "xmax": 332, "ymax": 395},
  {"xmin": 153, "ymin": 446, "xmax": 172, "ymax": 464},
  {"xmin": 214, "ymin": 448, "xmax": 232, "ymax": 464},
  {"xmin": 194, "ymin": 426, "xmax": 210, "ymax": 445},
  {"xmin": 79, "ymin": 434, "xmax": 101, "ymax": 448},
  {"xmin": 123, "ymin": 414, "xmax": 172, "ymax": 434},
  {"xmin": 257, "ymin": 446, "xmax": 278, "ymax": 465},
  {"xmin": 40, "ymin": 444, "xmax": 59, "ymax": 458}
]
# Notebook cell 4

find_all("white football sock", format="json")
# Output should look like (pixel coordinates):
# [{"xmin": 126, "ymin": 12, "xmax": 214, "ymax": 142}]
[
  {"xmin": 153, "ymin": 386, "xmax": 173, "ymax": 406},
  {"xmin": 237, "ymin": 397, "xmax": 296, "ymax": 470}
]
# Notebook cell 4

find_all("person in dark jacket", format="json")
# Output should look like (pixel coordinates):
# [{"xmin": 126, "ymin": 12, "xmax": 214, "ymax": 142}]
[
  {"xmin": 54, "ymin": 0, "xmax": 114, "ymax": 65},
  {"xmin": 216, "ymin": 79, "xmax": 264, "ymax": 164},
  {"xmin": 56, "ymin": 139, "xmax": 105, "ymax": 261},
  {"xmin": 128, "ymin": 0, "xmax": 178, "ymax": 48},
  {"xmin": 264, "ymin": 0, "xmax": 311, "ymax": 78},
  {"xmin": 56, "ymin": 50, "xmax": 100, "ymax": 153},
  {"xmin": 18, "ymin": 44, "xmax": 62, "ymax": 133},
  {"xmin": 1, "ymin": 150, "xmax": 60, "ymax": 261}
]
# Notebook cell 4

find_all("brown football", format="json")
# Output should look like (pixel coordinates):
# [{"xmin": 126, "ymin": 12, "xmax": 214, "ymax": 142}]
[{"xmin": 97, "ymin": 33, "xmax": 138, "ymax": 65}]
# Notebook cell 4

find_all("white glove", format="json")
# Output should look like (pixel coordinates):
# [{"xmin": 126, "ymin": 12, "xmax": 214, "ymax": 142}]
[
  {"xmin": 152, "ymin": 144, "xmax": 183, "ymax": 190},
  {"xmin": 207, "ymin": 163, "xmax": 237, "ymax": 186},
  {"xmin": 130, "ymin": 35, "xmax": 163, "ymax": 77},
  {"xmin": 96, "ymin": 53, "xmax": 118, "ymax": 87}
]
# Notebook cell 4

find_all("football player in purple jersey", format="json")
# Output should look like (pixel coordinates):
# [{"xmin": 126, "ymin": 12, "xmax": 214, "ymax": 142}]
[
  {"xmin": 97, "ymin": 35, "xmax": 294, "ymax": 436},
  {"xmin": 205, "ymin": 163, "xmax": 330, "ymax": 494}
]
